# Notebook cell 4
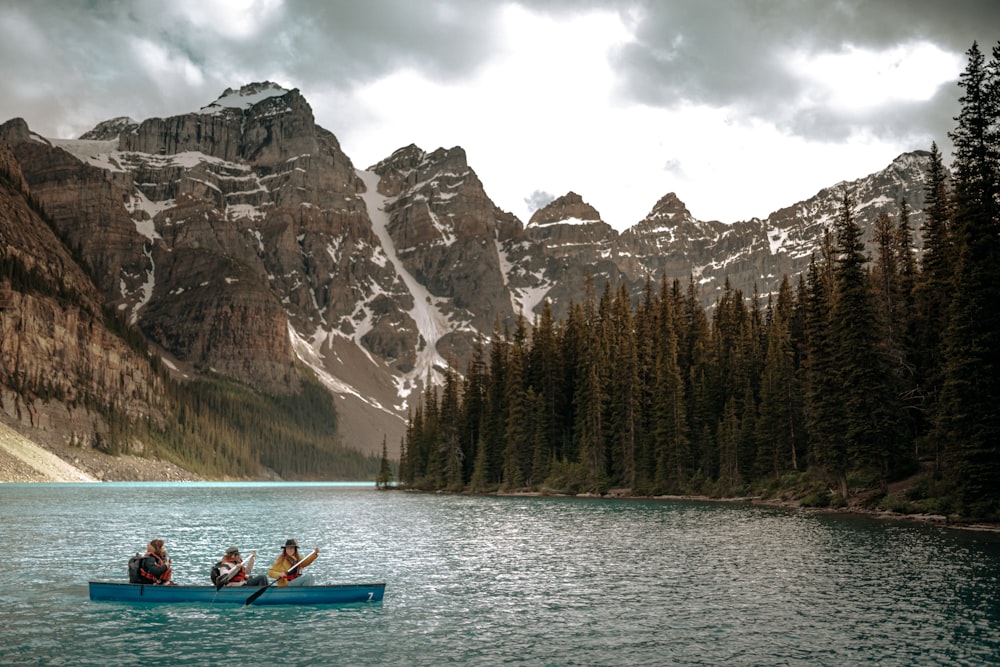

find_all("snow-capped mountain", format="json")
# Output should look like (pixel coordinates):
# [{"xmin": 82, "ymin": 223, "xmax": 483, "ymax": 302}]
[{"xmin": 0, "ymin": 83, "xmax": 936, "ymax": 456}]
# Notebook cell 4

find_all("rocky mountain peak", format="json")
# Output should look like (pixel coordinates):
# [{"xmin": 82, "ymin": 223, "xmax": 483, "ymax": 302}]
[
  {"xmin": 638, "ymin": 192, "xmax": 695, "ymax": 230},
  {"xmin": 79, "ymin": 116, "xmax": 138, "ymax": 141},
  {"xmin": 370, "ymin": 144, "xmax": 471, "ymax": 198},
  {"xmin": 528, "ymin": 191, "xmax": 603, "ymax": 227},
  {"xmin": 201, "ymin": 81, "xmax": 291, "ymax": 113},
  {"xmin": 0, "ymin": 118, "xmax": 39, "ymax": 146}
]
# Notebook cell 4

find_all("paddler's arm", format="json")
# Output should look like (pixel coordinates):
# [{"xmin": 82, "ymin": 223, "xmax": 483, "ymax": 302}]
[{"xmin": 267, "ymin": 557, "xmax": 287, "ymax": 580}]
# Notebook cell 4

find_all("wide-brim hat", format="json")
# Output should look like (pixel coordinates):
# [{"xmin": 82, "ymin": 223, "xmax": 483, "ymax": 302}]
[
  {"xmin": 283, "ymin": 539, "xmax": 298, "ymax": 548},
  {"xmin": 226, "ymin": 546, "xmax": 239, "ymax": 555}
]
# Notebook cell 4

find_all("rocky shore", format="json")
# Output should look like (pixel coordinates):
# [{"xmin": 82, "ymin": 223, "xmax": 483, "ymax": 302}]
[{"xmin": 0, "ymin": 419, "xmax": 200, "ymax": 482}]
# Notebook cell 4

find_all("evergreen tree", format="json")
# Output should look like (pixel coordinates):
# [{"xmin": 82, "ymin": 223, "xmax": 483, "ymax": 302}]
[
  {"xmin": 936, "ymin": 41, "xmax": 1000, "ymax": 516},
  {"xmin": 502, "ymin": 334, "xmax": 530, "ymax": 490},
  {"xmin": 483, "ymin": 319, "xmax": 509, "ymax": 487},
  {"xmin": 526, "ymin": 301, "xmax": 559, "ymax": 483},
  {"xmin": 830, "ymin": 190, "xmax": 901, "ymax": 491},
  {"xmin": 441, "ymin": 362, "xmax": 464, "ymax": 491},
  {"xmin": 608, "ymin": 283, "xmax": 639, "ymax": 488},
  {"xmin": 460, "ymin": 335, "xmax": 488, "ymax": 482},
  {"xmin": 755, "ymin": 282, "xmax": 801, "ymax": 479},
  {"xmin": 803, "ymin": 252, "xmax": 846, "ymax": 497},
  {"xmin": 913, "ymin": 142, "xmax": 953, "ymax": 465},
  {"xmin": 651, "ymin": 277, "xmax": 689, "ymax": 492},
  {"xmin": 376, "ymin": 435, "xmax": 393, "ymax": 489}
]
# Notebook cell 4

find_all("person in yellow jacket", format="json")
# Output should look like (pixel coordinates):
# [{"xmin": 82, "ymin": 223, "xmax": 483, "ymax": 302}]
[{"xmin": 267, "ymin": 539, "xmax": 319, "ymax": 587}]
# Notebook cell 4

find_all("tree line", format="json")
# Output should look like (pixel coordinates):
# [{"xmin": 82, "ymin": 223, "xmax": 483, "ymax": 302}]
[{"xmin": 399, "ymin": 41, "xmax": 1000, "ymax": 519}]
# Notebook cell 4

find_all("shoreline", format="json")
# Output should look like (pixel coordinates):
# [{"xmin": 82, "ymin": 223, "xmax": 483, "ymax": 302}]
[
  {"xmin": 467, "ymin": 488, "xmax": 1000, "ymax": 533},
  {"xmin": 5, "ymin": 421, "xmax": 998, "ymax": 533},
  {"xmin": 0, "ymin": 419, "xmax": 200, "ymax": 482}
]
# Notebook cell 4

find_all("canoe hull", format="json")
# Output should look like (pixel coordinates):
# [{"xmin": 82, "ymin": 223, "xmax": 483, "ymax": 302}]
[{"xmin": 88, "ymin": 581, "xmax": 385, "ymax": 605}]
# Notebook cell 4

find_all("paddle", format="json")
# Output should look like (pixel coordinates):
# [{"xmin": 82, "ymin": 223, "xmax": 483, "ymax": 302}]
[{"xmin": 244, "ymin": 549, "xmax": 318, "ymax": 606}]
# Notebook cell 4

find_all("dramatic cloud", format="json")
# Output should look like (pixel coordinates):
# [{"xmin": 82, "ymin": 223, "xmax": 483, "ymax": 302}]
[{"xmin": 0, "ymin": 0, "xmax": 995, "ymax": 228}]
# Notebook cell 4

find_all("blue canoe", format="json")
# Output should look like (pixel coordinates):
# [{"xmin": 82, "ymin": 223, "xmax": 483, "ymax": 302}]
[{"xmin": 89, "ymin": 581, "xmax": 385, "ymax": 605}]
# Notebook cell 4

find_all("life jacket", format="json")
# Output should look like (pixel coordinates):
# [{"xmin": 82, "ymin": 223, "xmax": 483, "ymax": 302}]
[
  {"xmin": 278, "ymin": 555, "xmax": 301, "ymax": 581},
  {"xmin": 211, "ymin": 560, "xmax": 246, "ymax": 586},
  {"xmin": 136, "ymin": 552, "xmax": 171, "ymax": 584}
]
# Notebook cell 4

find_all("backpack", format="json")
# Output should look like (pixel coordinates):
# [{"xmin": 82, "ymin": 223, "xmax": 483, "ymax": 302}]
[
  {"xmin": 210, "ymin": 561, "xmax": 224, "ymax": 586},
  {"xmin": 128, "ymin": 553, "xmax": 144, "ymax": 583}
]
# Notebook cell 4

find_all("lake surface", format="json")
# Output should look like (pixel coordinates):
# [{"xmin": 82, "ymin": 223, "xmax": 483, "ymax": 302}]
[{"xmin": 1, "ymin": 483, "xmax": 999, "ymax": 666}]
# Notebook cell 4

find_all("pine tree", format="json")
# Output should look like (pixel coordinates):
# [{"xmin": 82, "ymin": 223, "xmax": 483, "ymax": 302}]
[
  {"xmin": 376, "ymin": 435, "xmax": 393, "ymax": 489},
  {"xmin": 936, "ymin": 41, "xmax": 1000, "ymax": 516},
  {"xmin": 460, "ymin": 335, "xmax": 488, "ymax": 483},
  {"xmin": 755, "ymin": 284, "xmax": 800, "ymax": 480},
  {"xmin": 913, "ymin": 142, "xmax": 953, "ymax": 466},
  {"xmin": 441, "ymin": 362, "xmax": 464, "ymax": 491},
  {"xmin": 483, "ymin": 319, "xmax": 509, "ymax": 486},
  {"xmin": 651, "ymin": 278, "xmax": 688, "ymax": 492},
  {"xmin": 502, "ymin": 335, "xmax": 529, "ymax": 490},
  {"xmin": 526, "ymin": 301, "xmax": 559, "ymax": 484},
  {"xmin": 607, "ymin": 283, "xmax": 639, "ymax": 488},
  {"xmin": 830, "ymin": 190, "xmax": 901, "ymax": 491},
  {"xmin": 803, "ymin": 252, "xmax": 846, "ymax": 497}
]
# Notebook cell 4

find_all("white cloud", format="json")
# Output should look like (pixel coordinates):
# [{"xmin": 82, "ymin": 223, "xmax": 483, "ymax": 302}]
[
  {"xmin": 787, "ymin": 41, "xmax": 964, "ymax": 111},
  {"xmin": 130, "ymin": 38, "xmax": 205, "ymax": 88},
  {"xmin": 173, "ymin": 0, "xmax": 284, "ymax": 40}
]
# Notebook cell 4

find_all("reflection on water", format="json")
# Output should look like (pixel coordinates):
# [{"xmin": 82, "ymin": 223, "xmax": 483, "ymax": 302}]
[{"xmin": 1, "ymin": 483, "xmax": 998, "ymax": 666}]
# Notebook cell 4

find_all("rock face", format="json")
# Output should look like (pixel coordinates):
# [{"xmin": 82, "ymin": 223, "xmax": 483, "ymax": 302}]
[
  {"xmin": 0, "ymin": 82, "xmax": 939, "ymax": 460},
  {"xmin": 0, "ymin": 134, "xmax": 164, "ymax": 446}
]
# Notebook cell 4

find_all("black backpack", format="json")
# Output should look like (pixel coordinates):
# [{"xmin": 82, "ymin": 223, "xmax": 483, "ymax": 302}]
[
  {"xmin": 210, "ymin": 561, "xmax": 224, "ymax": 586},
  {"xmin": 128, "ymin": 553, "xmax": 144, "ymax": 583}
]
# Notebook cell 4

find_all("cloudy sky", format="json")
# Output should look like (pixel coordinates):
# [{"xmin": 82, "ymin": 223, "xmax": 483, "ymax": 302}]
[{"xmin": 1, "ymin": 1, "xmax": 996, "ymax": 230}]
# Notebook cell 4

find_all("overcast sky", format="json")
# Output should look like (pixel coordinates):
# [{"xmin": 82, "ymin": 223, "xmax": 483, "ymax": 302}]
[{"xmin": 1, "ymin": 1, "xmax": 996, "ymax": 230}]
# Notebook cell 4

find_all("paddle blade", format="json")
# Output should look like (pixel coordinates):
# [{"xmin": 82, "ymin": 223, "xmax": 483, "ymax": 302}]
[{"xmin": 244, "ymin": 584, "xmax": 270, "ymax": 605}]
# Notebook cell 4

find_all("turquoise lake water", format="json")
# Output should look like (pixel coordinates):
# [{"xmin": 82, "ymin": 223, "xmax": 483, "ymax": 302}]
[{"xmin": 1, "ymin": 482, "xmax": 999, "ymax": 666}]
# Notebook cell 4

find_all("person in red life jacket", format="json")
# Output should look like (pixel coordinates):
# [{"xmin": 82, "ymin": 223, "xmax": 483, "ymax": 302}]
[
  {"xmin": 267, "ymin": 539, "xmax": 319, "ymax": 587},
  {"xmin": 139, "ymin": 538, "xmax": 173, "ymax": 585},
  {"xmin": 214, "ymin": 546, "xmax": 267, "ymax": 587}
]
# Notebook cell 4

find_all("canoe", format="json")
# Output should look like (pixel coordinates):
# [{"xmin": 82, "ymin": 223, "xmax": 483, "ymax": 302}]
[{"xmin": 88, "ymin": 581, "xmax": 385, "ymax": 605}]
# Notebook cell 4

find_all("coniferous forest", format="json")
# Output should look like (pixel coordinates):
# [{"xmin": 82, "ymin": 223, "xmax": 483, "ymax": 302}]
[{"xmin": 400, "ymin": 42, "xmax": 1000, "ymax": 520}]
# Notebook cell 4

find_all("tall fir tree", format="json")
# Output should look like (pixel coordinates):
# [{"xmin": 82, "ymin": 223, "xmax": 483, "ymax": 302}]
[
  {"xmin": 937, "ymin": 41, "xmax": 1000, "ymax": 516},
  {"xmin": 913, "ymin": 141, "xmax": 953, "ymax": 465},
  {"xmin": 803, "ymin": 252, "xmax": 846, "ymax": 497},
  {"xmin": 831, "ymin": 190, "xmax": 901, "ymax": 491}
]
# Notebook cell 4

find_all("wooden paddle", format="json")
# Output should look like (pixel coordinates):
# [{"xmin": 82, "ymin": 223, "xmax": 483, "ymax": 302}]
[{"xmin": 244, "ymin": 549, "xmax": 318, "ymax": 606}]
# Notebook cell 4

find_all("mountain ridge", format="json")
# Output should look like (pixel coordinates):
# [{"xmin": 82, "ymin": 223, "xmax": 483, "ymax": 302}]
[{"xmin": 0, "ymin": 82, "xmax": 939, "ymax": 466}]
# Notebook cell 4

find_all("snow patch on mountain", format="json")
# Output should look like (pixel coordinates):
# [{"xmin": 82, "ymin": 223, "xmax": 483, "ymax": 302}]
[
  {"xmin": 357, "ymin": 168, "xmax": 449, "ymax": 388},
  {"xmin": 528, "ymin": 215, "xmax": 600, "ymax": 227},
  {"xmin": 200, "ymin": 82, "xmax": 290, "ymax": 114},
  {"xmin": 768, "ymin": 228, "xmax": 790, "ymax": 255},
  {"xmin": 50, "ymin": 138, "xmax": 121, "ymax": 168},
  {"xmin": 288, "ymin": 324, "xmax": 395, "ymax": 415}
]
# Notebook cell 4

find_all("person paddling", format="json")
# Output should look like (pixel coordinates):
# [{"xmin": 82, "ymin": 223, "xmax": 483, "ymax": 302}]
[
  {"xmin": 138, "ymin": 538, "xmax": 174, "ymax": 585},
  {"xmin": 267, "ymin": 539, "xmax": 318, "ymax": 587},
  {"xmin": 214, "ymin": 546, "xmax": 267, "ymax": 588}
]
